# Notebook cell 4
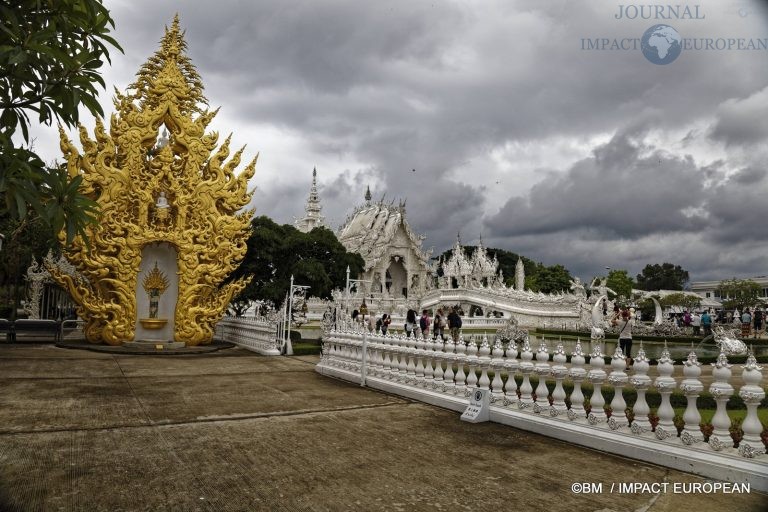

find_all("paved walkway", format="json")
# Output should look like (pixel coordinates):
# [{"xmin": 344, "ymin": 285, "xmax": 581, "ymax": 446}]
[{"xmin": 0, "ymin": 344, "xmax": 764, "ymax": 511}]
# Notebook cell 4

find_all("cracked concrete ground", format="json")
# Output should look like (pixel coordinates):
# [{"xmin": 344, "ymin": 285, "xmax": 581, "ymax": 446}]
[{"xmin": 0, "ymin": 344, "xmax": 764, "ymax": 512}]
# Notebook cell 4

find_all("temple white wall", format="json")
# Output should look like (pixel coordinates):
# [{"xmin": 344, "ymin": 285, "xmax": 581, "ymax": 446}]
[{"xmin": 135, "ymin": 243, "xmax": 178, "ymax": 342}]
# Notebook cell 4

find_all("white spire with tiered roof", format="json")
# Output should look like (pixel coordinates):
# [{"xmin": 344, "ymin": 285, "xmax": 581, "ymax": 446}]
[{"xmin": 295, "ymin": 167, "xmax": 326, "ymax": 233}]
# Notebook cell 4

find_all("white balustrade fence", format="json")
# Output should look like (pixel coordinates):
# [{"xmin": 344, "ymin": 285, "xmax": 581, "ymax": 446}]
[
  {"xmin": 316, "ymin": 328, "xmax": 768, "ymax": 491},
  {"xmin": 213, "ymin": 317, "xmax": 281, "ymax": 355}
]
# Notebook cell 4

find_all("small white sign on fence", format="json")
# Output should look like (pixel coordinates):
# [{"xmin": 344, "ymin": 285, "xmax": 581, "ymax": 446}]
[{"xmin": 461, "ymin": 388, "xmax": 490, "ymax": 423}]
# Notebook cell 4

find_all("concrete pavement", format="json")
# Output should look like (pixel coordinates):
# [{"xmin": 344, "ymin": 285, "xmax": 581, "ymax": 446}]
[{"xmin": 0, "ymin": 344, "xmax": 764, "ymax": 511}]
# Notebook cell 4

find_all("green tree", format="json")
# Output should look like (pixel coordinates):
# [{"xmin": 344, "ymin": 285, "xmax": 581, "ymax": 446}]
[
  {"xmin": 717, "ymin": 278, "xmax": 762, "ymax": 311},
  {"xmin": 659, "ymin": 292, "xmax": 701, "ymax": 311},
  {"xmin": 636, "ymin": 263, "xmax": 689, "ymax": 291},
  {"xmin": 602, "ymin": 269, "xmax": 634, "ymax": 302},
  {"xmin": 228, "ymin": 216, "xmax": 365, "ymax": 309},
  {"xmin": 0, "ymin": 0, "xmax": 122, "ymax": 244},
  {"xmin": 0, "ymin": 212, "xmax": 58, "ymax": 318}
]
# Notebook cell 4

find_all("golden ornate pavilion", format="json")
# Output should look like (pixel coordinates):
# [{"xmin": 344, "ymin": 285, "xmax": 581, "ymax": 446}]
[{"xmin": 50, "ymin": 16, "xmax": 254, "ymax": 346}]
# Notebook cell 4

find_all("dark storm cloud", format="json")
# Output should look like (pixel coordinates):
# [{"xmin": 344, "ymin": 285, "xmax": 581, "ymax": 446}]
[
  {"xmin": 484, "ymin": 130, "xmax": 710, "ymax": 239},
  {"xmin": 30, "ymin": 1, "xmax": 768, "ymax": 281},
  {"xmin": 709, "ymin": 87, "xmax": 768, "ymax": 146}
]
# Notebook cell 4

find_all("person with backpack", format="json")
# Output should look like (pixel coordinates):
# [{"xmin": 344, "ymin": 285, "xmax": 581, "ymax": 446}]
[
  {"xmin": 433, "ymin": 308, "xmax": 445, "ymax": 341},
  {"xmin": 741, "ymin": 308, "xmax": 752, "ymax": 337},
  {"xmin": 419, "ymin": 310, "xmax": 431, "ymax": 339},
  {"xmin": 447, "ymin": 307, "xmax": 462, "ymax": 343}
]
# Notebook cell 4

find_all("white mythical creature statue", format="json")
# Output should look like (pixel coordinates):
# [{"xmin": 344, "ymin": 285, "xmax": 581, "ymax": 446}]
[
  {"xmin": 590, "ymin": 294, "xmax": 606, "ymax": 341},
  {"xmin": 711, "ymin": 326, "xmax": 748, "ymax": 355}
]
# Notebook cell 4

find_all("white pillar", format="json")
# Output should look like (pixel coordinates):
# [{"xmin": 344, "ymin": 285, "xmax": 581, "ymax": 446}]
[
  {"xmin": 550, "ymin": 342, "xmax": 568, "ymax": 417},
  {"xmin": 738, "ymin": 350, "xmax": 766, "ymax": 458},
  {"xmin": 533, "ymin": 339, "xmax": 550, "ymax": 414},
  {"xmin": 629, "ymin": 343, "xmax": 652, "ymax": 435},
  {"xmin": 708, "ymin": 352, "xmax": 734, "ymax": 451},
  {"xmin": 518, "ymin": 339, "xmax": 535, "ymax": 410},
  {"xmin": 680, "ymin": 348, "xmax": 704, "ymax": 445},
  {"xmin": 567, "ymin": 339, "xmax": 587, "ymax": 421},
  {"xmin": 654, "ymin": 341, "xmax": 677, "ymax": 441},
  {"xmin": 587, "ymin": 344, "xmax": 607, "ymax": 425},
  {"xmin": 608, "ymin": 346, "xmax": 628, "ymax": 430}
]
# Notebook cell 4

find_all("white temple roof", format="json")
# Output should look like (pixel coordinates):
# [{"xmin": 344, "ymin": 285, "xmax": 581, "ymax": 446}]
[{"xmin": 337, "ymin": 200, "xmax": 431, "ymax": 271}]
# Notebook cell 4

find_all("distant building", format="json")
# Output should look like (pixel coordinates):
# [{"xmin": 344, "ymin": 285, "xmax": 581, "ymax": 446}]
[
  {"xmin": 294, "ymin": 167, "xmax": 326, "ymax": 233},
  {"xmin": 690, "ymin": 276, "xmax": 768, "ymax": 304}
]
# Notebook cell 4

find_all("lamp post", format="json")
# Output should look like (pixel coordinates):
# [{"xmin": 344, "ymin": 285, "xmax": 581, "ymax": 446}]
[
  {"xmin": 344, "ymin": 265, "xmax": 372, "ymax": 319},
  {"xmin": 285, "ymin": 274, "xmax": 310, "ymax": 356},
  {"xmin": 360, "ymin": 298, "xmax": 369, "ymax": 387}
]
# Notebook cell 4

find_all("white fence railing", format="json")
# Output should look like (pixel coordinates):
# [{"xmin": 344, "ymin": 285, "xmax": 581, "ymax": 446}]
[
  {"xmin": 213, "ymin": 317, "xmax": 281, "ymax": 355},
  {"xmin": 316, "ymin": 328, "xmax": 768, "ymax": 491}
]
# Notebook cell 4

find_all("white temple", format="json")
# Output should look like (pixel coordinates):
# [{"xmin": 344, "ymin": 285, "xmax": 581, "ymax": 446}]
[
  {"xmin": 293, "ymin": 181, "xmax": 596, "ymax": 329},
  {"xmin": 438, "ymin": 235, "xmax": 503, "ymax": 290},
  {"xmin": 337, "ymin": 195, "xmax": 432, "ymax": 298},
  {"xmin": 294, "ymin": 168, "xmax": 326, "ymax": 233}
]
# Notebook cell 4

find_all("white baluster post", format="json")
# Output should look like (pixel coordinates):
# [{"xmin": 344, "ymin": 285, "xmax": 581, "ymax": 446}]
[
  {"xmin": 587, "ymin": 344, "xmax": 607, "ymax": 425},
  {"xmin": 518, "ymin": 339, "xmax": 535, "ymax": 410},
  {"xmin": 608, "ymin": 346, "xmax": 628, "ymax": 430},
  {"xmin": 738, "ymin": 349, "xmax": 766, "ymax": 458},
  {"xmin": 708, "ymin": 352, "xmax": 734, "ymax": 451},
  {"xmin": 680, "ymin": 349, "xmax": 704, "ymax": 446},
  {"xmin": 654, "ymin": 341, "xmax": 677, "ymax": 441},
  {"xmin": 629, "ymin": 343, "xmax": 652, "ymax": 435},
  {"xmin": 568, "ymin": 339, "xmax": 587, "ymax": 421},
  {"xmin": 550, "ymin": 341, "xmax": 568, "ymax": 417},
  {"xmin": 534, "ymin": 339, "xmax": 550, "ymax": 414}
]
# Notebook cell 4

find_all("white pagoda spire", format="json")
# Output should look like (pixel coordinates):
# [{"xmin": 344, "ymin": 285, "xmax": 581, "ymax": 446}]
[
  {"xmin": 515, "ymin": 257, "xmax": 525, "ymax": 291},
  {"xmin": 295, "ymin": 167, "xmax": 326, "ymax": 233}
]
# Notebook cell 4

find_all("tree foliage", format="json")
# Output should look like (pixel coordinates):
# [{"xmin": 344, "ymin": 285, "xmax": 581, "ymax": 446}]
[
  {"xmin": 228, "ymin": 216, "xmax": 365, "ymax": 308},
  {"xmin": 598, "ymin": 269, "xmax": 634, "ymax": 302},
  {"xmin": 0, "ymin": 211, "xmax": 58, "ymax": 318},
  {"xmin": 636, "ymin": 263, "xmax": 689, "ymax": 291},
  {"xmin": 0, "ymin": 0, "xmax": 121, "ymax": 244},
  {"xmin": 659, "ymin": 292, "xmax": 701, "ymax": 310},
  {"xmin": 717, "ymin": 278, "xmax": 762, "ymax": 310}
]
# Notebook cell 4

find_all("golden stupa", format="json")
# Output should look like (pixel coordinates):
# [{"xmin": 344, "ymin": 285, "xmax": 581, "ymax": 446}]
[{"xmin": 50, "ymin": 16, "xmax": 254, "ymax": 346}]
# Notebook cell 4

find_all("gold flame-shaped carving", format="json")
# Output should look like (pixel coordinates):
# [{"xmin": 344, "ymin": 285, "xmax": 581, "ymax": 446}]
[
  {"xmin": 142, "ymin": 263, "xmax": 170, "ymax": 296},
  {"xmin": 49, "ymin": 16, "xmax": 254, "ymax": 346}
]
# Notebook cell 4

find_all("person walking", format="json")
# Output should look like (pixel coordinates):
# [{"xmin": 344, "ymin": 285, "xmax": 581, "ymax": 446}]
[
  {"xmin": 753, "ymin": 307, "xmax": 763, "ymax": 339},
  {"xmin": 447, "ymin": 307, "xmax": 462, "ymax": 343},
  {"xmin": 380, "ymin": 313, "xmax": 391, "ymax": 335},
  {"xmin": 611, "ymin": 306, "xmax": 634, "ymax": 368},
  {"xmin": 405, "ymin": 309, "xmax": 417, "ymax": 338},
  {"xmin": 691, "ymin": 311, "xmax": 701, "ymax": 336},
  {"xmin": 433, "ymin": 308, "xmax": 445, "ymax": 341},
  {"xmin": 741, "ymin": 308, "xmax": 752, "ymax": 338},
  {"xmin": 419, "ymin": 310, "xmax": 431, "ymax": 339},
  {"xmin": 701, "ymin": 310, "xmax": 712, "ymax": 337}
]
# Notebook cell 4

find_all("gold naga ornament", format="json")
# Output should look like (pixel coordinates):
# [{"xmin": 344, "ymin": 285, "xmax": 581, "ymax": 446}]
[{"xmin": 49, "ymin": 16, "xmax": 255, "ymax": 346}]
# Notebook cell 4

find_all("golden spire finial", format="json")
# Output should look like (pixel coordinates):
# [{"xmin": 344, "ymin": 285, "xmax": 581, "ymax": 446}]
[{"xmin": 127, "ymin": 15, "xmax": 207, "ymax": 115}]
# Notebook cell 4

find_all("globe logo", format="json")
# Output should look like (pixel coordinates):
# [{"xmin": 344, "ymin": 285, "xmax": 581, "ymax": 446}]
[{"xmin": 641, "ymin": 24, "xmax": 682, "ymax": 65}]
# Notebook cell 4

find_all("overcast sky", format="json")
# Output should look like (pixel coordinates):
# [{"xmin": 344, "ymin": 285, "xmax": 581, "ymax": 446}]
[{"xmin": 28, "ymin": 0, "xmax": 768, "ymax": 282}]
